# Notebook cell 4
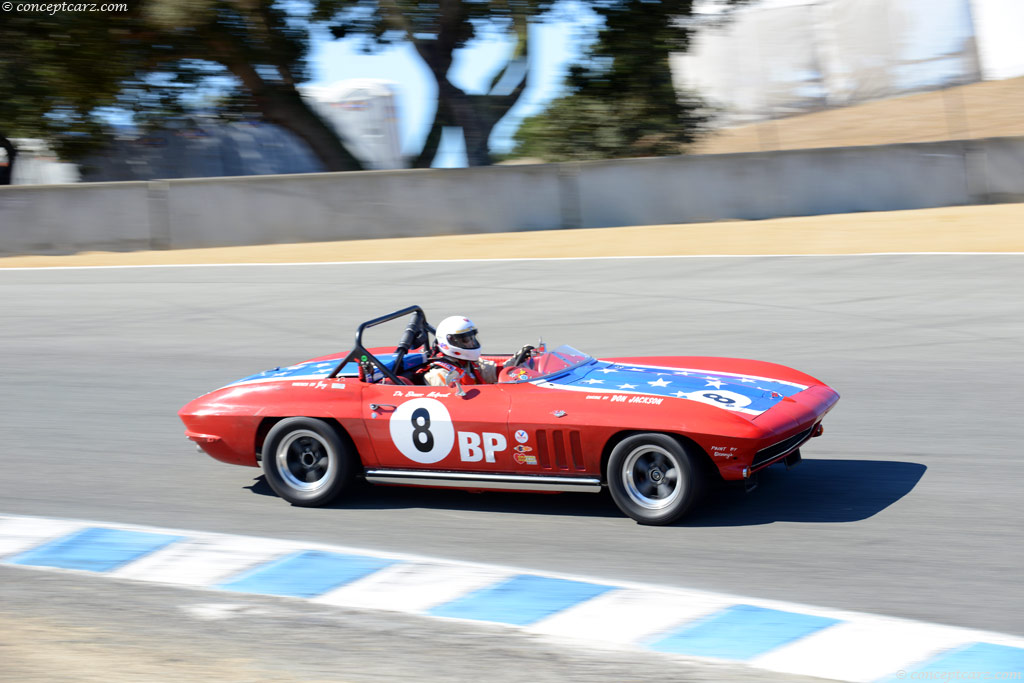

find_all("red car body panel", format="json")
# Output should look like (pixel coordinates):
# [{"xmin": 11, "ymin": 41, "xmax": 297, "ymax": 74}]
[{"xmin": 179, "ymin": 346, "xmax": 839, "ymax": 485}]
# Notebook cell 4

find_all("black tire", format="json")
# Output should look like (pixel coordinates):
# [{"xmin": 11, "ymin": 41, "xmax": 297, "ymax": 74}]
[
  {"xmin": 606, "ymin": 433, "xmax": 704, "ymax": 525},
  {"xmin": 261, "ymin": 417, "xmax": 355, "ymax": 507}
]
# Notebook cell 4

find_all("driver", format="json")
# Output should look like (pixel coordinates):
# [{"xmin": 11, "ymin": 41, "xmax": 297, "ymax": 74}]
[{"xmin": 420, "ymin": 316, "xmax": 498, "ymax": 386}]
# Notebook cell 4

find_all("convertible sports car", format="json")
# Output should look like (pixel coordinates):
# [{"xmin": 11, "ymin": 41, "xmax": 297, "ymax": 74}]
[{"xmin": 179, "ymin": 306, "xmax": 839, "ymax": 525}]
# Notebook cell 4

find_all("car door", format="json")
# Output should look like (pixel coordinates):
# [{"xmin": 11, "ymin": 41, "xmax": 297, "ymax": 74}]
[{"xmin": 361, "ymin": 382, "xmax": 513, "ymax": 472}]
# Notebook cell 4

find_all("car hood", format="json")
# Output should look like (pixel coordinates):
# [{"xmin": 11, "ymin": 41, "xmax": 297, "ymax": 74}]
[{"xmin": 531, "ymin": 357, "xmax": 812, "ymax": 418}]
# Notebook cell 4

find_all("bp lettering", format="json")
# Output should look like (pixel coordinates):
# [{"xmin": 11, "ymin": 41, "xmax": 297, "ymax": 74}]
[{"xmin": 458, "ymin": 431, "xmax": 507, "ymax": 463}]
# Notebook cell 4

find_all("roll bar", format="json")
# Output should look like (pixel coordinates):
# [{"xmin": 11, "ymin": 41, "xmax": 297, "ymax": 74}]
[{"xmin": 327, "ymin": 305, "xmax": 434, "ymax": 384}]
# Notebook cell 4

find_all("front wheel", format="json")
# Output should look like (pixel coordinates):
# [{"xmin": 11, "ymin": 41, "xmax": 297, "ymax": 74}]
[
  {"xmin": 261, "ymin": 417, "xmax": 355, "ymax": 507},
  {"xmin": 606, "ymin": 434, "xmax": 704, "ymax": 525}
]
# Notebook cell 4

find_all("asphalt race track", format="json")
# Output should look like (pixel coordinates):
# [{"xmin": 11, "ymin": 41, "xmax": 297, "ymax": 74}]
[{"xmin": 2, "ymin": 254, "xmax": 1022, "ymax": 654}]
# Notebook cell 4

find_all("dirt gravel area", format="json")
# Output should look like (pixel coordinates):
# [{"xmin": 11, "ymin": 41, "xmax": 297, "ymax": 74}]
[
  {"xmin": 1, "ymin": 203, "xmax": 1021, "ymax": 268},
  {"xmin": 694, "ymin": 76, "xmax": 1024, "ymax": 155}
]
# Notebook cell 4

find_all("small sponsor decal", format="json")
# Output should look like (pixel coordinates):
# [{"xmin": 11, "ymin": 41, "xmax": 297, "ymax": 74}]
[
  {"xmin": 514, "ymin": 429, "xmax": 529, "ymax": 444},
  {"xmin": 513, "ymin": 445, "xmax": 533, "ymax": 453},
  {"xmin": 514, "ymin": 453, "xmax": 538, "ymax": 466}
]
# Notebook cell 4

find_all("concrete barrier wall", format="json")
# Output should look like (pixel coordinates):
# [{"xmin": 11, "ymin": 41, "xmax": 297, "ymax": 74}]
[
  {"xmin": 575, "ymin": 141, "xmax": 978, "ymax": 228},
  {"xmin": 164, "ymin": 164, "xmax": 566, "ymax": 249},
  {"xmin": 1, "ymin": 136, "xmax": 1021, "ymax": 255},
  {"xmin": 973, "ymin": 137, "xmax": 1024, "ymax": 203},
  {"xmin": 0, "ymin": 181, "xmax": 153, "ymax": 254}
]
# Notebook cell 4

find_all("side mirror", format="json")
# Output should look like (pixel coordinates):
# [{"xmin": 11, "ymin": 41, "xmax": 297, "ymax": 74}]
[{"xmin": 443, "ymin": 369, "xmax": 466, "ymax": 397}]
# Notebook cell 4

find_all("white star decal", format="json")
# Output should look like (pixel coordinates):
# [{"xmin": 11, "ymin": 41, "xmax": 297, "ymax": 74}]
[
  {"xmin": 674, "ymin": 391, "xmax": 688, "ymax": 397},
  {"xmin": 705, "ymin": 379, "xmax": 724, "ymax": 388},
  {"xmin": 703, "ymin": 375, "xmax": 719, "ymax": 381},
  {"xmin": 582, "ymin": 379, "xmax": 604, "ymax": 384},
  {"xmin": 629, "ymin": 368, "xmax": 647, "ymax": 372},
  {"xmin": 738, "ymin": 377, "xmax": 756, "ymax": 383},
  {"xmin": 673, "ymin": 371, "xmax": 690, "ymax": 376},
  {"xmin": 618, "ymin": 383, "xmax": 637, "ymax": 389},
  {"xmin": 649, "ymin": 378, "xmax": 671, "ymax": 388}
]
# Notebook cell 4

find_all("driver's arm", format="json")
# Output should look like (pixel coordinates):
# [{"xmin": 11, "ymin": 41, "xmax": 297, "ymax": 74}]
[
  {"xmin": 422, "ymin": 364, "xmax": 449, "ymax": 386},
  {"xmin": 477, "ymin": 359, "xmax": 498, "ymax": 383}
]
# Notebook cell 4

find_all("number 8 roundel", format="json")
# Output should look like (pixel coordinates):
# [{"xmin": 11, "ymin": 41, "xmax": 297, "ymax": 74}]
[{"xmin": 388, "ymin": 398, "xmax": 456, "ymax": 464}]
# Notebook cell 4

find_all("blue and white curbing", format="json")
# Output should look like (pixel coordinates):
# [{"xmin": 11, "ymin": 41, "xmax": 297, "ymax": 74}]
[{"xmin": 2, "ymin": 514, "xmax": 1022, "ymax": 682}]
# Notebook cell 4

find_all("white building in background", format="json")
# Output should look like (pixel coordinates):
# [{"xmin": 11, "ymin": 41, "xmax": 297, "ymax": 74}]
[
  {"xmin": 5, "ymin": 139, "xmax": 79, "ymax": 185},
  {"xmin": 970, "ymin": 0, "xmax": 1024, "ymax": 80},
  {"xmin": 673, "ymin": 0, "xmax": 1024, "ymax": 125},
  {"xmin": 302, "ymin": 79, "xmax": 404, "ymax": 170}
]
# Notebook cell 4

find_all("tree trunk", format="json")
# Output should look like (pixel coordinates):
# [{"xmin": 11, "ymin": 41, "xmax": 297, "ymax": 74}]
[
  {"xmin": 412, "ymin": 105, "xmax": 449, "ymax": 169},
  {"xmin": 0, "ymin": 135, "xmax": 17, "ymax": 185},
  {"xmin": 253, "ymin": 85, "xmax": 364, "ymax": 173},
  {"xmin": 440, "ymin": 80, "xmax": 527, "ymax": 167},
  {"xmin": 213, "ymin": 34, "xmax": 364, "ymax": 173}
]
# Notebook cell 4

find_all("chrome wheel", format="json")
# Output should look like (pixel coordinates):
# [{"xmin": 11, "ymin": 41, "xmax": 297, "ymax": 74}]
[
  {"xmin": 607, "ymin": 433, "xmax": 703, "ymax": 525},
  {"xmin": 262, "ymin": 417, "xmax": 355, "ymax": 507},
  {"xmin": 275, "ymin": 429, "xmax": 335, "ymax": 493},
  {"xmin": 622, "ymin": 444, "xmax": 684, "ymax": 510}
]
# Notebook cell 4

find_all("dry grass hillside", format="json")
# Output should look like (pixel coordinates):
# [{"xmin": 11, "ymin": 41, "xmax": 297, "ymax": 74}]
[{"xmin": 693, "ymin": 76, "xmax": 1024, "ymax": 155}]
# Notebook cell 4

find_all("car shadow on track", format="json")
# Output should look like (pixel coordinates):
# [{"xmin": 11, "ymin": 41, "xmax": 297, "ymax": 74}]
[
  {"xmin": 244, "ymin": 458, "xmax": 925, "ymax": 525},
  {"xmin": 244, "ymin": 475, "xmax": 620, "ymax": 518},
  {"xmin": 685, "ymin": 458, "xmax": 927, "ymax": 527}
]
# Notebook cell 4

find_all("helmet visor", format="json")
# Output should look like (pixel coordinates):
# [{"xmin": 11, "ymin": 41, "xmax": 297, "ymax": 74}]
[{"xmin": 447, "ymin": 329, "xmax": 480, "ymax": 350}]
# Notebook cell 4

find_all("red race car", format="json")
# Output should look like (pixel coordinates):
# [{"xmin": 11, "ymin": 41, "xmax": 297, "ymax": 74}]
[{"xmin": 179, "ymin": 306, "xmax": 839, "ymax": 525}]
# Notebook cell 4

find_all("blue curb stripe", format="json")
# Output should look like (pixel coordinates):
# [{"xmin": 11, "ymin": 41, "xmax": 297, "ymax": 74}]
[
  {"xmin": 428, "ymin": 574, "xmax": 613, "ymax": 626},
  {"xmin": 878, "ymin": 642, "xmax": 1024, "ymax": 682},
  {"xmin": 218, "ymin": 550, "xmax": 396, "ymax": 598},
  {"xmin": 648, "ymin": 604, "xmax": 841, "ymax": 660},
  {"xmin": 7, "ymin": 527, "xmax": 183, "ymax": 572}
]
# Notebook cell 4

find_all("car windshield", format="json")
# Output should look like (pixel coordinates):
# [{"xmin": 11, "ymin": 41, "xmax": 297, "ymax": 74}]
[{"xmin": 499, "ymin": 344, "xmax": 595, "ymax": 383}]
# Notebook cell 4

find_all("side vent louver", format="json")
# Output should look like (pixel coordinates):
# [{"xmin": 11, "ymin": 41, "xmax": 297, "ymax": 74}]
[{"xmin": 535, "ymin": 430, "xmax": 586, "ymax": 471}]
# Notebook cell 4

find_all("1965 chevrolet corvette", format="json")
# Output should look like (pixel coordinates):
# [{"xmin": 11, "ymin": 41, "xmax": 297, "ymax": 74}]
[{"xmin": 179, "ymin": 306, "xmax": 839, "ymax": 525}]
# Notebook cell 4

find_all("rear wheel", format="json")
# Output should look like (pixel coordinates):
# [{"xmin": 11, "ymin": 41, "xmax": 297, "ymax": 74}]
[
  {"xmin": 607, "ymin": 434, "xmax": 704, "ymax": 525},
  {"xmin": 261, "ymin": 417, "xmax": 355, "ymax": 507}
]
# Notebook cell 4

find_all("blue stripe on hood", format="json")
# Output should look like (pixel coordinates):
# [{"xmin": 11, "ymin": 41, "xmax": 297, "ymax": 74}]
[
  {"xmin": 534, "ymin": 361, "xmax": 806, "ymax": 416},
  {"xmin": 228, "ymin": 353, "xmax": 425, "ymax": 386}
]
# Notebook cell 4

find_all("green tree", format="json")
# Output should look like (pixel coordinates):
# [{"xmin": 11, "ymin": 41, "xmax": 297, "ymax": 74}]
[
  {"xmin": 510, "ymin": 0, "xmax": 745, "ymax": 162},
  {"xmin": 0, "ymin": 10, "xmax": 143, "ymax": 182},
  {"xmin": 2, "ymin": 0, "xmax": 561, "ymax": 178},
  {"xmin": 0, "ymin": 1, "xmax": 365, "ymax": 179},
  {"xmin": 138, "ymin": 0, "xmax": 364, "ymax": 171}
]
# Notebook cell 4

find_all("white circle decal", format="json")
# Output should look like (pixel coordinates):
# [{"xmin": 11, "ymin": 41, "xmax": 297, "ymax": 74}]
[
  {"xmin": 685, "ymin": 390, "xmax": 753, "ymax": 410},
  {"xmin": 389, "ymin": 398, "xmax": 455, "ymax": 464},
  {"xmin": 514, "ymin": 429, "xmax": 529, "ymax": 444}
]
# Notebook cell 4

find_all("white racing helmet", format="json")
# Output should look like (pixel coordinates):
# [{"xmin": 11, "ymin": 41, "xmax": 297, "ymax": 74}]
[{"xmin": 435, "ymin": 315, "xmax": 482, "ymax": 362}]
